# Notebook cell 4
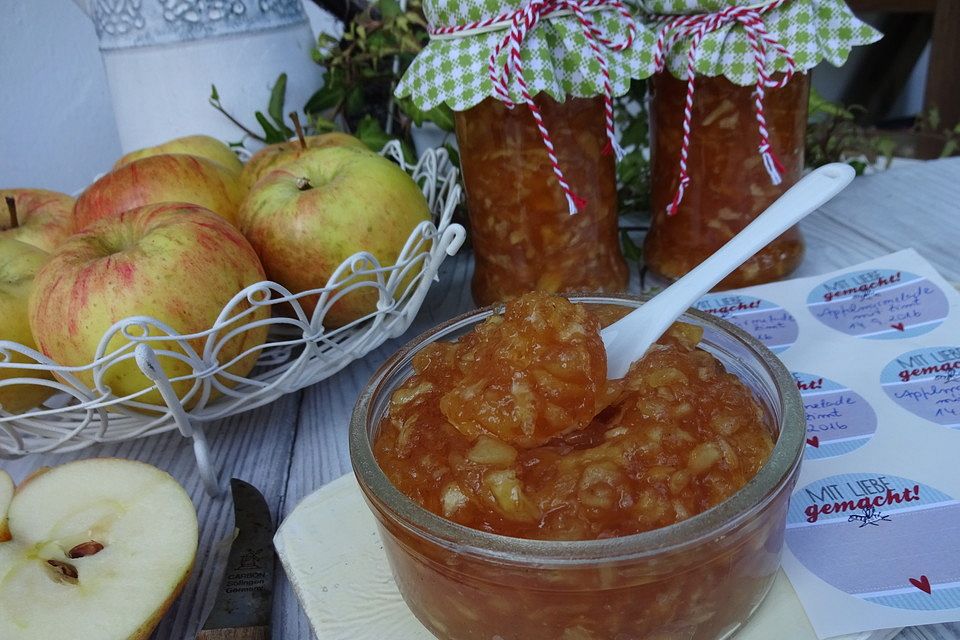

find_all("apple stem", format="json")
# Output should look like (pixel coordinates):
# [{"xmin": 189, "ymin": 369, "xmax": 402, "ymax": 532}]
[
  {"xmin": 4, "ymin": 196, "xmax": 18, "ymax": 229},
  {"xmin": 296, "ymin": 177, "xmax": 313, "ymax": 191},
  {"xmin": 290, "ymin": 111, "xmax": 308, "ymax": 150}
]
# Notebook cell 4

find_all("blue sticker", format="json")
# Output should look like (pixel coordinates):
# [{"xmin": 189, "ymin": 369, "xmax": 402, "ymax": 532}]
[
  {"xmin": 787, "ymin": 474, "xmax": 960, "ymax": 610},
  {"xmin": 807, "ymin": 269, "xmax": 948, "ymax": 339},
  {"xmin": 794, "ymin": 372, "xmax": 877, "ymax": 459},
  {"xmin": 881, "ymin": 347, "xmax": 960, "ymax": 429},
  {"xmin": 695, "ymin": 293, "xmax": 798, "ymax": 353}
]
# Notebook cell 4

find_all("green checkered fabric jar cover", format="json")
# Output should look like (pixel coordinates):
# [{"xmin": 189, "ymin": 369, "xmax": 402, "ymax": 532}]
[
  {"xmin": 396, "ymin": 0, "xmax": 880, "ymax": 110},
  {"xmin": 642, "ymin": 0, "xmax": 881, "ymax": 85},
  {"xmin": 396, "ymin": 0, "xmax": 657, "ymax": 110}
]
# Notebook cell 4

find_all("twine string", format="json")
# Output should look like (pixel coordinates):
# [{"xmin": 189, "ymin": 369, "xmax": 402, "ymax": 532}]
[
  {"xmin": 431, "ymin": 0, "xmax": 636, "ymax": 214},
  {"xmin": 651, "ymin": 0, "xmax": 796, "ymax": 216}
]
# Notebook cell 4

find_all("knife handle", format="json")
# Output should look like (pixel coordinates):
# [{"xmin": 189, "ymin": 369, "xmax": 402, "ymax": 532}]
[{"xmin": 197, "ymin": 627, "xmax": 269, "ymax": 640}]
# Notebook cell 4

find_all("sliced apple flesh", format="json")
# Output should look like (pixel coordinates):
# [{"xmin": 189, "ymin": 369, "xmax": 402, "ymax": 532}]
[{"xmin": 0, "ymin": 459, "xmax": 198, "ymax": 639}]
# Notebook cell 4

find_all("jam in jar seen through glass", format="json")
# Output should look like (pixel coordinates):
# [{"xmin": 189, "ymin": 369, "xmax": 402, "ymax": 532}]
[
  {"xmin": 455, "ymin": 95, "xmax": 629, "ymax": 305},
  {"xmin": 644, "ymin": 72, "xmax": 810, "ymax": 288}
]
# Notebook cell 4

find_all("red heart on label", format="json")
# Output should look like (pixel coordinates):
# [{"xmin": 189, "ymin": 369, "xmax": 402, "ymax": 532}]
[
  {"xmin": 909, "ymin": 575, "xmax": 932, "ymax": 594},
  {"xmin": 891, "ymin": 322, "xmax": 905, "ymax": 331},
  {"xmin": 806, "ymin": 436, "xmax": 820, "ymax": 448}
]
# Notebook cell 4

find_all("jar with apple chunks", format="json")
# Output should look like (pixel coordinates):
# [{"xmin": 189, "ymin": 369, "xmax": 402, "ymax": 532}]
[
  {"xmin": 640, "ymin": 0, "xmax": 880, "ymax": 288},
  {"xmin": 644, "ymin": 72, "xmax": 809, "ymax": 288},
  {"xmin": 350, "ymin": 292, "xmax": 805, "ymax": 640},
  {"xmin": 394, "ymin": 0, "xmax": 654, "ymax": 305},
  {"xmin": 455, "ymin": 96, "xmax": 628, "ymax": 305}
]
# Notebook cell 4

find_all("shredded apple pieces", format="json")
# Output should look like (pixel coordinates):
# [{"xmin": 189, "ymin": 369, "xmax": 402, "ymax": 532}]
[
  {"xmin": 439, "ymin": 292, "xmax": 608, "ymax": 448},
  {"xmin": 375, "ymin": 293, "xmax": 774, "ymax": 540}
]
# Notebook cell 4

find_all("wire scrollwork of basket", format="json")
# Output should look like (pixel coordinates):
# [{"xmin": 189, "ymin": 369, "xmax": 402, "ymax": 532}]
[{"xmin": 0, "ymin": 141, "xmax": 466, "ymax": 494}]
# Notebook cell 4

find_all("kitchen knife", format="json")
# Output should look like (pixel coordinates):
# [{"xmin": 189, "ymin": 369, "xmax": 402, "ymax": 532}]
[{"xmin": 198, "ymin": 479, "xmax": 275, "ymax": 640}]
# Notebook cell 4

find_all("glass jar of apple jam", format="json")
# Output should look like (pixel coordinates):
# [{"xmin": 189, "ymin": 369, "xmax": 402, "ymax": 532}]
[
  {"xmin": 351, "ymin": 293, "xmax": 804, "ymax": 640},
  {"xmin": 394, "ymin": 0, "xmax": 655, "ymax": 305},
  {"xmin": 638, "ymin": 0, "xmax": 881, "ymax": 288},
  {"xmin": 645, "ymin": 72, "xmax": 809, "ymax": 288},
  {"xmin": 455, "ymin": 96, "xmax": 628, "ymax": 305}
]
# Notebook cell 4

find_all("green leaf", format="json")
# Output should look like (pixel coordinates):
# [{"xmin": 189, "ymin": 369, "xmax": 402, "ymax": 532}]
[
  {"xmin": 344, "ymin": 86, "xmax": 365, "ymax": 117},
  {"xmin": 304, "ymin": 83, "xmax": 345, "ymax": 114},
  {"xmin": 255, "ymin": 111, "xmax": 287, "ymax": 144},
  {"xmin": 210, "ymin": 84, "xmax": 219, "ymax": 101},
  {"xmin": 808, "ymin": 87, "xmax": 852, "ymax": 120},
  {"xmin": 398, "ymin": 99, "xmax": 456, "ymax": 132},
  {"xmin": 311, "ymin": 115, "xmax": 338, "ymax": 133},
  {"xmin": 620, "ymin": 230, "xmax": 643, "ymax": 262},
  {"xmin": 847, "ymin": 159, "xmax": 867, "ymax": 176},
  {"xmin": 379, "ymin": 0, "xmax": 402, "ymax": 19},
  {"xmin": 443, "ymin": 142, "xmax": 460, "ymax": 169},
  {"xmin": 941, "ymin": 139, "xmax": 958, "ymax": 159},
  {"xmin": 356, "ymin": 115, "xmax": 394, "ymax": 152},
  {"xmin": 268, "ymin": 73, "xmax": 288, "ymax": 130}
]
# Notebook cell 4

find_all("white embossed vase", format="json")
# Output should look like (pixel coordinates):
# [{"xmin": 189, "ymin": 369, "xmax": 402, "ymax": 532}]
[{"xmin": 73, "ymin": 0, "xmax": 324, "ymax": 152}]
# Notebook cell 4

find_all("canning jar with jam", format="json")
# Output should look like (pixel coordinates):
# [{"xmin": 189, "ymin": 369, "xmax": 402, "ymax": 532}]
[
  {"xmin": 639, "ymin": 0, "xmax": 881, "ymax": 288},
  {"xmin": 645, "ymin": 72, "xmax": 810, "ymax": 288},
  {"xmin": 455, "ymin": 95, "xmax": 628, "ymax": 305},
  {"xmin": 395, "ymin": 0, "xmax": 656, "ymax": 305},
  {"xmin": 351, "ymin": 293, "xmax": 805, "ymax": 640}
]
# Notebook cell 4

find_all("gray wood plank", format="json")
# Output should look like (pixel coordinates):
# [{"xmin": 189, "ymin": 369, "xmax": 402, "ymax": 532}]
[
  {"xmin": 2, "ymin": 157, "xmax": 958, "ymax": 640},
  {"xmin": 274, "ymin": 256, "xmax": 474, "ymax": 640},
  {"xmin": 0, "ymin": 391, "xmax": 302, "ymax": 640}
]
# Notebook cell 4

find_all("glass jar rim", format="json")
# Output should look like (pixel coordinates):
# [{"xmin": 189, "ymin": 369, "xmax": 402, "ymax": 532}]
[{"xmin": 350, "ymin": 294, "xmax": 804, "ymax": 566}]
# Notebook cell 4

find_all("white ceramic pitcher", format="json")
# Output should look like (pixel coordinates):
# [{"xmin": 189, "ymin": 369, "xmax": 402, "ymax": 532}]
[{"xmin": 72, "ymin": 0, "xmax": 324, "ymax": 152}]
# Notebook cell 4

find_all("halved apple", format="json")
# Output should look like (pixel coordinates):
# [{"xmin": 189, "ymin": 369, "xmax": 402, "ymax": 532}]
[
  {"xmin": 0, "ymin": 459, "xmax": 198, "ymax": 639},
  {"xmin": 0, "ymin": 470, "xmax": 12, "ymax": 541}
]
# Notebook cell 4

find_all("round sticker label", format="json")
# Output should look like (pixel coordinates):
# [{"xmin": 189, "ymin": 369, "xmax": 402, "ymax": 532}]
[
  {"xmin": 794, "ymin": 372, "xmax": 877, "ymax": 460},
  {"xmin": 807, "ymin": 269, "xmax": 948, "ymax": 339},
  {"xmin": 786, "ymin": 473, "xmax": 960, "ymax": 610},
  {"xmin": 694, "ymin": 294, "xmax": 798, "ymax": 354},
  {"xmin": 881, "ymin": 347, "xmax": 960, "ymax": 429}
]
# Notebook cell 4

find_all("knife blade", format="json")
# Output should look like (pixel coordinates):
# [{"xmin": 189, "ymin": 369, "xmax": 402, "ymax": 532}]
[{"xmin": 198, "ymin": 479, "xmax": 275, "ymax": 640}]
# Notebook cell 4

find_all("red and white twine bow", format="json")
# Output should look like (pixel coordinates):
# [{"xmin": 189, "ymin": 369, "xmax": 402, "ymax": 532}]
[
  {"xmin": 431, "ymin": 0, "xmax": 637, "ymax": 214},
  {"xmin": 652, "ymin": 0, "xmax": 796, "ymax": 215}
]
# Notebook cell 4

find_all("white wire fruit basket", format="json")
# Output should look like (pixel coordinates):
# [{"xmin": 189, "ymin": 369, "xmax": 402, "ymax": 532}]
[{"xmin": 0, "ymin": 141, "xmax": 466, "ymax": 494}]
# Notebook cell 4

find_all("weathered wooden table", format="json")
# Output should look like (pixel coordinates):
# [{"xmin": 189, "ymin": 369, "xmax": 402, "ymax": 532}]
[{"xmin": 4, "ymin": 157, "xmax": 959, "ymax": 640}]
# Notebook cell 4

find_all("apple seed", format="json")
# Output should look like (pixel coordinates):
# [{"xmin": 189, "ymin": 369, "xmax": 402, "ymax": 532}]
[
  {"xmin": 46, "ymin": 559, "xmax": 79, "ymax": 584},
  {"xmin": 68, "ymin": 541, "xmax": 104, "ymax": 558}
]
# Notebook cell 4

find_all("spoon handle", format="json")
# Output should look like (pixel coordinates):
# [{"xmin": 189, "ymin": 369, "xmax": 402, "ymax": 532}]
[{"xmin": 603, "ymin": 162, "xmax": 856, "ymax": 378}]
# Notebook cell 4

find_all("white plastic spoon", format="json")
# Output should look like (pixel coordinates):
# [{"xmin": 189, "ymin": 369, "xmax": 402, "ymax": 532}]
[{"xmin": 602, "ymin": 162, "xmax": 856, "ymax": 379}]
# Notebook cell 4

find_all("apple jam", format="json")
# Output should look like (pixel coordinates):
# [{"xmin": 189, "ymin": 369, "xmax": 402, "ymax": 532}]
[
  {"xmin": 361, "ymin": 293, "xmax": 799, "ymax": 639},
  {"xmin": 644, "ymin": 72, "xmax": 809, "ymax": 288},
  {"xmin": 375, "ymin": 292, "xmax": 773, "ymax": 540},
  {"xmin": 455, "ymin": 96, "xmax": 628, "ymax": 305}
]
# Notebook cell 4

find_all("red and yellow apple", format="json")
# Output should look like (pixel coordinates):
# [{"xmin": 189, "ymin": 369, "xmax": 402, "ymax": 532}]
[
  {"xmin": 239, "ymin": 132, "xmax": 369, "ymax": 192},
  {"xmin": 0, "ymin": 238, "xmax": 55, "ymax": 413},
  {"xmin": 28, "ymin": 203, "xmax": 269, "ymax": 407},
  {"xmin": 114, "ymin": 134, "xmax": 243, "ymax": 178},
  {"xmin": 237, "ymin": 146, "xmax": 431, "ymax": 327},
  {"xmin": 0, "ymin": 459, "xmax": 198, "ymax": 639},
  {"xmin": 73, "ymin": 154, "xmax": 243, "ymax": 230},
  {"xmin": 0, "ymin": 188, "xmax": 75, "ymax": 252}
]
